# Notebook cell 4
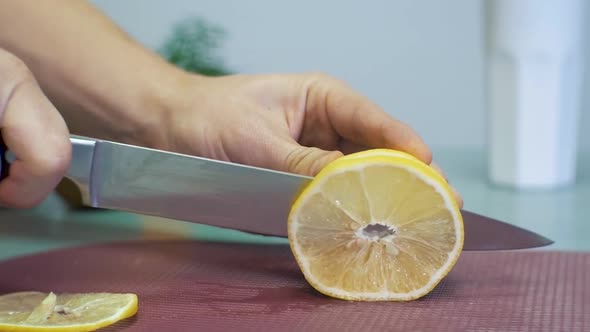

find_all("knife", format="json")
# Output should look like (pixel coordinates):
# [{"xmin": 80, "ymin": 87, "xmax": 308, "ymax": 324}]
[{"xmin": 0, "ymin": 135, "xmax": 553, "ymax": 250}]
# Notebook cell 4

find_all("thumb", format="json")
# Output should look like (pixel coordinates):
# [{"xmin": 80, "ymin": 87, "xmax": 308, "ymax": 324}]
[{"xmin": 276, "ymin": 140, "xmax": 343, "ymax": 176}]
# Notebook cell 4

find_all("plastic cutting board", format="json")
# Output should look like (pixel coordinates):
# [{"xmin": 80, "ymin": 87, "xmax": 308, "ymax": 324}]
[{"xmin": 0, "ymin": 240, "xmax": 588, "ymax": 331}]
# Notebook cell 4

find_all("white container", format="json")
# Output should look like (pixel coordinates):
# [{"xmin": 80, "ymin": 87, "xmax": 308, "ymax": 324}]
[{"xmin": 486, "ymin": 0, "xmax": 585, "ymax": 189}]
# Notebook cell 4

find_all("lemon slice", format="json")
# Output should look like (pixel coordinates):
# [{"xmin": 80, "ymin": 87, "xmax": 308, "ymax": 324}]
[
  {"xmin": 288, "ymin": 149, "xmax": 463, "ymax": 301},
  {"xmin": 0, "ymin": 291, "xmax": 137, "ymax": 331}
]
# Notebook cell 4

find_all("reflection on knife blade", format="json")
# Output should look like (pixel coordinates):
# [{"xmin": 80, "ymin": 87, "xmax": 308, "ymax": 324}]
[{"xmin": 40, "ymin": 136, "xmax": 555, "ymax": 251}]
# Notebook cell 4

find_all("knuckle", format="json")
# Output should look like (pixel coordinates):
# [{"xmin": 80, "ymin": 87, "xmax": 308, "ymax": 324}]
[
  {"xmin": 285, "ymin": 148, "xmax": 307, "ymax": 174},
  {"xmin": 305, "ymin": 71, "xmax": 334, "ymax": 84},
  {"xmin": 307, "ymin": 71, "xmax": 348, "ymax": 87},
  {"xmin": 0, "ymin": 49, "xmax": 35, "ymax": 111},
  {"xmin": 30, "ymin": 138, "xmax": 72, "ymax": 178},
  {"xmin": 284, "ymin": 147, "xmax": 337, "ymax": 176},
  {"xmin": 0, "ymin": 49, "xmax": 34, "ymax": 84}
]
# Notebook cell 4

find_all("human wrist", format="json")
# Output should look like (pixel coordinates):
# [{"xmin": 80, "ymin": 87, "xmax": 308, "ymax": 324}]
[
  {"xmin": 57, "ymin": 54, "xmax": 188, "ymax": 149},
  {"xmin": 117, "ymin": 60, "xmax": 192, "ymax": 149},
  {"xmin": 136, "ymin": 69, "xmax": 215, "ymax": 151}
]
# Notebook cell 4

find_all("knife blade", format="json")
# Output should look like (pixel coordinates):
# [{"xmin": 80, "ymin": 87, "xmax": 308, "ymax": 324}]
[{"xmin": 1, "ymin": 135, "xmax": 553, "ymax": 250}]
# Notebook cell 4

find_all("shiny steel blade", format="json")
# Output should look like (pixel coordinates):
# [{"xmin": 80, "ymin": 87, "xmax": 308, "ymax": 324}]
[
  {"xmin": 68, "ymin": 136, "xmax": 309, "ymax": 238},
  {"xmin": 66, "ymin": 136, "xmax": 553, "ymax": 251}
]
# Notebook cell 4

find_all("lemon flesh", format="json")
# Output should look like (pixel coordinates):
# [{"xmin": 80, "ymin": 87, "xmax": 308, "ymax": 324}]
[
  {"xmin": 288, "ymin": 149, "xmax": 464, "ymax": 301},
  {"xmin": 0, "ymin": 292, "xmax": 137, "ymax": 331}
]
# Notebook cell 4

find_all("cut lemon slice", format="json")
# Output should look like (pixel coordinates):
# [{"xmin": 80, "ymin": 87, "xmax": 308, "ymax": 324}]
[
  {"xmin": 288, "ymin": 149, "xmax": 463, "ymax": 301},
  {"xmin": 0, "ymin": 291, "xmax": 137, "ymax": 331}
]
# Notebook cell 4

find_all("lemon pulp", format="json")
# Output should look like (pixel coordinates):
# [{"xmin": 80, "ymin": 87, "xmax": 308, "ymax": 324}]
[
  {"xmin": 0, "ymin": 291, "xmax": 137, "ymax": 331},
  {"xmin": 288, "ymin": 149, "xmax": 463, "ymax": 301}
]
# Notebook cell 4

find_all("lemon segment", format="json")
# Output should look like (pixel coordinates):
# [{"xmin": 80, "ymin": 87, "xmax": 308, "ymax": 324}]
[
  {"xmin": 0, "ymin": 292, "xmax": 138, "ymax": 331},
  {"xmin": 288, "ymin": 149, "xmax": 463, "ymax": 301}
]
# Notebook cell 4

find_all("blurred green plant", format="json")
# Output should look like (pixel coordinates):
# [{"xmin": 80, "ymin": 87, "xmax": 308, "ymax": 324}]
[{"xmin": 159, "ymin": 16, "xmax": 231, "ymax": 76}]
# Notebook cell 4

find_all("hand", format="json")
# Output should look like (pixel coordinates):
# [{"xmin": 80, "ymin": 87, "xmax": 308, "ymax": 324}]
[
  {"xmin": 0, "ymin": 49, "xmax": 71, "ymax": 208},
  {"xmin": 154, "ymin": 72, "xmax": 463, "ymax": 207}
]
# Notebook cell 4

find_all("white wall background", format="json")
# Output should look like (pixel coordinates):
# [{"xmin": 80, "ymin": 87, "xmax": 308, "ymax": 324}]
[{"xmin": 91, "ymin": 0, "xmax": 590, "ymax": 151}]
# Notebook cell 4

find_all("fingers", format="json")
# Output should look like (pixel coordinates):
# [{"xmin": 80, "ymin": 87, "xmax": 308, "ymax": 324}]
[
  {"xmin": 304, "ymin": 73, "xmax": 461, "ymax": 207},
  {"xmin": 274, "ymin": 138, "xmax": 343, "ymax": 176},
  {"xmin": 0, "ymin": 49, "xmax": 71, "ymax": 208},
  {"xmin": 305, "ymin": 74, "xmax": 432, "ymax": 164},
  {"xmin": 274, "ymin": 137, "xmax": 465, "ymax": 207}
]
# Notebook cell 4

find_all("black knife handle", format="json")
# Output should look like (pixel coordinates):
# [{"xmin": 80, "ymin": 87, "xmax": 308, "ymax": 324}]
[{"xmin": 0, "ymin": 134, "xmax": 8, "ymax": 181}]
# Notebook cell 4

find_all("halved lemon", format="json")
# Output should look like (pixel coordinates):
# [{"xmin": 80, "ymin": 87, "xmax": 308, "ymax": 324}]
[
  {"xmin": 288, "ymin": 149, "xmax": 463, "ymax": 301},
  {"xmin": 0, "ymin": 291, "xmax": 137, "ymax": 331}
]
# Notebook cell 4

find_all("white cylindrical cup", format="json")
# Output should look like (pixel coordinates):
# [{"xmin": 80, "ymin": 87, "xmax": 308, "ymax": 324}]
[{"xmin": 486, "ymin": 0, "xmax": 585, "ymax": 189}]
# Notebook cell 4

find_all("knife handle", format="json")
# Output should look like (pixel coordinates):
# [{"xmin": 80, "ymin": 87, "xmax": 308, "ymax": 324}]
[{"xmin": 0, "ymin": 134, "xmax": 8, "ymax": 181}]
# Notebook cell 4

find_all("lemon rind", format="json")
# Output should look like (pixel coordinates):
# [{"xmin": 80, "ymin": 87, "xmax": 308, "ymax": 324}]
[
  {"xmin": 0, "ymin": 293, "xmax": 138, "ymax": 332},
  {"xmin": 288, "ymin": 151, "xmax": 464, "ymax": 301}
]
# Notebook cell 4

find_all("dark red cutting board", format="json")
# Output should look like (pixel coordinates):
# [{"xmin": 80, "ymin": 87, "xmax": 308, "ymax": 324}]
[{"xmin": 0, "ymin": 240, "xmax": 588, "ymax": 331}]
